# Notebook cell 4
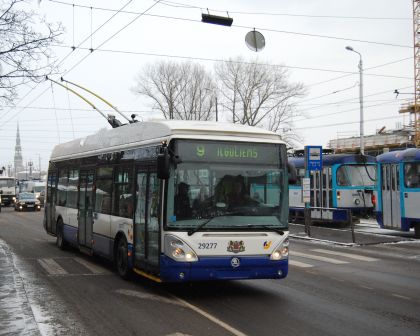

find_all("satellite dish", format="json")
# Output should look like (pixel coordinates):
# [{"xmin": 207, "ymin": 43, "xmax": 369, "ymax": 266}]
[{"xmin": 245, "ymin": 30, "xmax": 265, "ymax": 52}]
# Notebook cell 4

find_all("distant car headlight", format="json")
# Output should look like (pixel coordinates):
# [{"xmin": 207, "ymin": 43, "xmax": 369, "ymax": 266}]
[
  {"xmin": 164, "ymin": 235, "xmax": 198, "ymax": 262},
  {"xmin": 35, "ymin": 200, "xmax": 41, "ymax": 205},
  {"xmin": 12, "ymin": 197, "xmax": 16, "ymax": 202},
  {"xmin": 270, "ymin": 237, "xmax": 289, "ymax": 260}
]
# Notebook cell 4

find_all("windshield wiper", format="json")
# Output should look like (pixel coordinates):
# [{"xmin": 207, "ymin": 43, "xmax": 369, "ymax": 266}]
[
  {"xmin": 187, "ymin": 210, "xmax": 245, "ymax": 236},
  {"xmin": 231, "ymin": 224, "xmax": 285, "ymax": 235},
  {"xmin": 187, "ymin": 217, "xmax": 214, "ymax": 236}
]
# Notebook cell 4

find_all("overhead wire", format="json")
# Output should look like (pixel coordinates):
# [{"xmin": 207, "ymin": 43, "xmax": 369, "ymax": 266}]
[
  {"xmin": 49, "ymin": 82, "xmax": 62, "ymax": 143},
  {"xmin": 294, "ymin": 114, "xmax": 405, "ymax": 130},
  {"xmin": 53, "ymin": 44, "xmax": 413, "ymax": 80},
  {"xmin": 0, "ymin": 0, "xmax": 135, "ymax": 128},
  {"xmin": 48, "ymin": 0, "xmax": 412, "ymax": 48},
  {"xmin": 157, "ymin": 0, "xmax": 410, "ymax": 21},
  {"xmin": 306, "ymin": 57, "xmax": 412, "ymax": 88},
  {"xmin": 1, "ymin": 0, "xmax": 163, "ymax": 128},
  {"xmin": 295, "ymin": 100, "xmax": 402, "ymax": 122},
  {"xmin": 2, "ymin": 0, "xmax": 412, "ymax": 147}
]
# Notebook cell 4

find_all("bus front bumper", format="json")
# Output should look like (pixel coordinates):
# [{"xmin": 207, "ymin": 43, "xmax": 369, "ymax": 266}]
[{"xmin": 159, "ymin": 255, "xmax": 288, "ymax": 282}]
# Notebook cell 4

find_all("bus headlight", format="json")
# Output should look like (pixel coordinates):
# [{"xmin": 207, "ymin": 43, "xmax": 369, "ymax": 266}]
[
  {"xmin": 164, "ymin": 235, "xmax": 198, "ymax": 262},
  {"xmin": 270, "ymin": 237, "xmax": 289, "ymax": 260}
]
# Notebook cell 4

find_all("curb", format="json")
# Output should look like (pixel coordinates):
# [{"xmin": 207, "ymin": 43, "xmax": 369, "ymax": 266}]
[
  {"xmin": 289, "ymin": 234, "xmax": 357, "ymax": 247},
  {"xmin": 0, "ymin": 239, "xmax": 41, "ymax": 336}
]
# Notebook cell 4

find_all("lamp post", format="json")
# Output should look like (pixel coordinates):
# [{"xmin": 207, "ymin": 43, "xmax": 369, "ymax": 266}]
[{"xmin": 345, "ymin": 46, "xmax": 364, "ymax": 155}]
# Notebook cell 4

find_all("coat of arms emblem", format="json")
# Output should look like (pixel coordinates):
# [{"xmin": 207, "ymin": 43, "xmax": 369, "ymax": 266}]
[{"xmin": 227, "ymin": 240, "xmax": 245, "ymax": 253}]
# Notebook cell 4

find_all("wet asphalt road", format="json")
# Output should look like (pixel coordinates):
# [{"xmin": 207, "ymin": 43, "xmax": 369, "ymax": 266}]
[{"xmin": 1, "ymin": 207, "xmax": 420, "ymax": 336}]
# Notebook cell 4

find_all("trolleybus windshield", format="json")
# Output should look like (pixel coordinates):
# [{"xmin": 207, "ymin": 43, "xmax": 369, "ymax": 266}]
[{"xmin": 166, "ymin": 140, "xmax": 288, "ymax": 231}]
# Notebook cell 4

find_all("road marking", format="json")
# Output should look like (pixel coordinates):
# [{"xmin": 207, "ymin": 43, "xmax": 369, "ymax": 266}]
[
  {"xmin": 116, "ymin": 289, "xmax": 246, "ymax": 336},
  {"xmin": 74, "ymin": 257, "xmax": 110, "ymax": 274},
  {"xmin": 311, "ymin": 249, "xmax": 378, "ymax": 262},
  {"xmin": 392, "ymin": 294, "xmax": 411, "ymax": 300},
  {"xmin": 290, "ymin": 251, "xmax": 348, "ymax": 264},
  {"xmin": 117, "ymin": 289, "xmax": 247, "ymax": 336},
  {"xmin": 116, "ymin": 289, "xmax": 184, "ymax": 306},
  {"xmin": 359, "ymin": 285, "xmax": 374, "ymax": 290},
  {"xmin": 38, "ymin": 258, "xmax": 68, "ymax": 275},
  {"xmin": 289, "ymin": 260, "xmax": 314, "ymax": 268},
  {"xmin": 173, "ymin": 296, "xmax": 247, "ymax": 336}
]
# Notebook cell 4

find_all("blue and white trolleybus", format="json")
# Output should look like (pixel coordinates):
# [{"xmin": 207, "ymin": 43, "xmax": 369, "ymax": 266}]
[{"xmin": 44, "ymin": 120, "xmax": 291, "ymax": 282}]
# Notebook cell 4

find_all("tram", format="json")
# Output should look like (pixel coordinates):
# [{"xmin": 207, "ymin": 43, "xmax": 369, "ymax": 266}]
[
  {"xmin": 376, "ymin": 148, "xmax": 420, "ymax": 238},
  {"xmin": 289, "ymin": 153, "xmax": 377, "ymax": 221}
]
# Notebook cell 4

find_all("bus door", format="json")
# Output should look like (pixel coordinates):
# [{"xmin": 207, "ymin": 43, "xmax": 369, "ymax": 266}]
[
  {"xmin": 381, "ymin": 164, "xmax": 401, "ymax": 228},
  {"xmin": 134, "ymin": 167, "xmax": 160, "ymax": 272},
  {"xmin": 46, "ymin": 171, "xmax": 58, "ymax": 234},
  {"xmin": 78, "ymin": 170, "xmax": 95, "ymax": 248}
]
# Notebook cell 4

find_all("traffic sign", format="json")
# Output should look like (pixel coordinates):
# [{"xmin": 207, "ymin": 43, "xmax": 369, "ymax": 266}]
[{"xmin": 305, "ymin": 146, "xmax": 322, "ymax": 171}]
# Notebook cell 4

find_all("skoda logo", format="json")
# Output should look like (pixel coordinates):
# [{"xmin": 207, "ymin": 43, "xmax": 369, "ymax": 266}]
[{"xmin": 231, "ymin": 257, "xmax": 240, "ymax": 268}]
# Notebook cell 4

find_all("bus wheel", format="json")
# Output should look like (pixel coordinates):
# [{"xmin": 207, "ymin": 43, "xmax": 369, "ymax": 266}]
[
  {"xmin": 414, "ymin": 224, "xmax": 420, "ymax": 239},
  {"xmin": 56, "ymin": 219, "xmax": 68, "ymax": 250},
  {"xmin": 116, "ymin": 236, "xmax": 131, "ymax": 280}
]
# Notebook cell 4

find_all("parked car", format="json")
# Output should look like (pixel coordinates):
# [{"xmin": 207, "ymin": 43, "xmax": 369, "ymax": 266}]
[
  {"xmin": 37, "ymin": 189, "xmax": 45, "ymax": 206},
  {"xmin": 15, "ymin": 192, "xmax": 41, "ymax": 211}
]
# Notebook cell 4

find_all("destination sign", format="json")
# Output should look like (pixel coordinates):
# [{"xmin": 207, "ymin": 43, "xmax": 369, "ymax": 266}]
[{"xmin": 176, "ymin": 140, "xmax": 281, "ymax": 165}]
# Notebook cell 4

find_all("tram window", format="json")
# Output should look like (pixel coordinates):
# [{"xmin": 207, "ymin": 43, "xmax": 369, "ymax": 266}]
[
  {"xmin": 57, "ymin": 169, "xmax": 68, "ymax": 206},
  {"xmin": 322, "ymin": 168, "xmax": 327, "ymax": 188},
  {"xmin": 391, "ymin": 166, "xmax": 396, "ymax": 190},
  {"xmin": 381, "ymin": 166, "xmax": 386, "ymax": 190},
  {"xmin": 95, "ymin": 167, "xmax": 113, "ymax": 214},
  {"xmin": 404, "ymin": 163, "xmax": 420, "ymax": 188},
  {"xmin": 336, "ymin": 166, "xmax": 348, "ymax": 186},
  {"xmin": 396, "ymin": 165, "xmax": 400, "ymax": 191}
]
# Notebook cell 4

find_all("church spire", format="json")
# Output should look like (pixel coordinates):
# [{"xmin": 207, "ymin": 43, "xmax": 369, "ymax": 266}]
[{"xmin": 14, "ymin": 122, "xmax": 24, "ymax": 174}]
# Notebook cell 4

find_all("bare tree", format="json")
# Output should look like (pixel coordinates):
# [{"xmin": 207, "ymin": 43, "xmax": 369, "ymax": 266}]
[
  {"xmin": 215, "ymin": 57, "xmax": 306, "ymax": 145},
  {"xmin": 0, "ymin": 0, "xmax": 63, "ymax": 103},
  {"xmin": 133, "ymin": 60, "xmax": 217, "ymax": 121}
]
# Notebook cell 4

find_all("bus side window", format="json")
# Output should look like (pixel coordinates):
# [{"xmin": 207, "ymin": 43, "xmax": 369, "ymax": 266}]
[
  {"xmin": 67, "ymin": 169, "xmax": 79, "ymax": 208},
  {"xmin": 95, "ymin": 167, "xmax": 113, "ymax": 215},
  {"xmin": 113, "ymin": 166, "xmax": 133, "ymax": 218},
  {"xmin": 58, "ymin": 169, "xmax": 68, "ymax": 206}
]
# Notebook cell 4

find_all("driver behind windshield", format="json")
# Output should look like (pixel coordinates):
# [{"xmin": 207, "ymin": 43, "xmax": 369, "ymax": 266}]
[
  {"xmin": 225, "ymin": 176, "xmax": 259, "ymax": 209},
  {"xmin": 175, "ymin": 182, "xmax": 192, "ymax": 220}
]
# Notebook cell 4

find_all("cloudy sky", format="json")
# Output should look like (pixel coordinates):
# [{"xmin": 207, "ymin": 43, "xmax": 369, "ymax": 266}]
[{"xmin": 0, "ymin": 0, "xmax": 413, "ymax": 172}]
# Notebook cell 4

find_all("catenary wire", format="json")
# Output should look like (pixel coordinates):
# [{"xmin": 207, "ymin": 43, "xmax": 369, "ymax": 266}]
[{"xmin": 48, "ymin": 0, "xmax": 412, "ymax": 48}]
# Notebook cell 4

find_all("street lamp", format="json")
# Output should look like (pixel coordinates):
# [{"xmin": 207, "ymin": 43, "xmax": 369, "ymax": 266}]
[{"xmin": 345, "ymin": 46, "xmax": 364, "ymax": 155}]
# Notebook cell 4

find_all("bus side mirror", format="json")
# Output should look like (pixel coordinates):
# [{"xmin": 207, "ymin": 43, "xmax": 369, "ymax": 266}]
[
  {"xmin": 287, "ymin": 162, "xmax": 297, "ymax": 184},
  {"xmin": 157, "ymin": 147, "xmax": 170, "ymax": 180}
]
